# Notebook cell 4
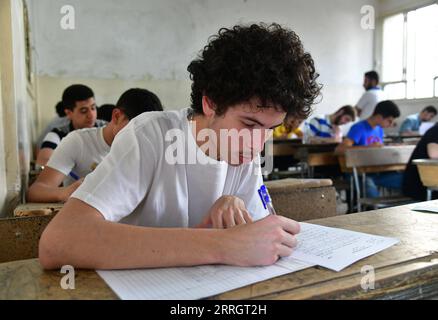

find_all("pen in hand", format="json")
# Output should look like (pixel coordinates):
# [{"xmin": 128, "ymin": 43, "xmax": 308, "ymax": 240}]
[
  {"xmin": 69, "ymin": 171, "xmax": 80, "ymax": 181},
  {"xmin": 258, "ymin": 185, "xmax": 277, "ymax": 216}
]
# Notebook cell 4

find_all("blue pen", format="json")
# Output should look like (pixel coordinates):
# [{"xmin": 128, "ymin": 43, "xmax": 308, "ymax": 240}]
[
  {"xmin": 69, "ymin": 171, "xmax": 80, "ymax": 181},
  {"xmin": 258, "ymin": 185, "xmax": 277, "ymax": 215}
]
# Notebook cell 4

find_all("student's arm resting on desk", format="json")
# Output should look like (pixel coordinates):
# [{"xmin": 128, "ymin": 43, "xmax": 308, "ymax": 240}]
[
  {"xmin": 36, "ymin": 148, "xmax": 54, "ymax": 166},
  {"xmin": 28, "ymin": 133, "xmax": 84, "ymax": 202},
  {"xmin": 38, "ymin": 198, "xmax": 300, "ymax": 270},
  {"xmin": 427, "ymin": 143, "xmax": 438, "ymax": 159},
  {"xmin": 26, "ymin": 167, "xmax": 83, "ymax": 203},
  {"xmin": 399, "ymin": 118, "xmax": 416, "ymax": 135},
  {"xmin": 334, "ymin": 138, "xmax": 355, "ymax": 154}
]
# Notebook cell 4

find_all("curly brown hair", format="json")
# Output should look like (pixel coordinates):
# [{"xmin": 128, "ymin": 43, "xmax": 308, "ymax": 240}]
[{"xmin": 187, "ymin": 23, "xmax": 321, "ymax": 119}]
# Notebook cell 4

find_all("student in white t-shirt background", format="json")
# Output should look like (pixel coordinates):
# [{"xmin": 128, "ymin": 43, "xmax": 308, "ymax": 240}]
[
  {"xmin": 39, "ymin": 24, "xmax": 321, "ymax": 270},
  {"xmin": 355, "ymin": 71, "xmax": 385, "ymax": 120},
  {"xmin": 27, "ymin": 88, "xmax": 163, "ymax": 203}
]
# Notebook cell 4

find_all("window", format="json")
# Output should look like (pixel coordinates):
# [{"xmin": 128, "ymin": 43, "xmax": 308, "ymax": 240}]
[{"xmin": 381, "ymin": 4, "xmax": 438, "ymax": 99}]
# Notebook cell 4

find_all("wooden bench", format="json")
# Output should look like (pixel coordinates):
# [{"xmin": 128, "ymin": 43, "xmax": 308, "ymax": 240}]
[
  {"xmin": 0, "ymin": 215, "xmax": 55, "ymax": 263},
  {"xmin": 265, "ymin": 178, "xmax": 337, "ymax": 221},
  {"xmin": 413, "ymin": 159, "xmax": 438, "ymax": 200},
  {"xmin": 13, "ymin": 203, "xmax": 63, "ymax": 217},
  {"xmin": 340, "ymin": 146, "xmax": 415, "ymax": 212}
]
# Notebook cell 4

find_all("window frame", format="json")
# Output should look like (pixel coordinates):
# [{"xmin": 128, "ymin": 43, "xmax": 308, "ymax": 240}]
[{"xmin": 376, "ymin": 1, "xmax": 438, "ymax": 100}]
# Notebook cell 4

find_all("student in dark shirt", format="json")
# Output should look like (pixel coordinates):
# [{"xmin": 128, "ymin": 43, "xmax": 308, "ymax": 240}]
[{"xmin": 403, "ymin": 124, "xmax": 438, "ymax": 200}]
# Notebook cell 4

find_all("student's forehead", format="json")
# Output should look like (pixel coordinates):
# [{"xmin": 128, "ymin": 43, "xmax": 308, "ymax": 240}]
[
  {"xmin": 230, "ymin": 103, "xmax": 285, "ymax": 117},
  {"xmin": 74, "ymin": 98, "xmax": 96, "ymax": 109}
]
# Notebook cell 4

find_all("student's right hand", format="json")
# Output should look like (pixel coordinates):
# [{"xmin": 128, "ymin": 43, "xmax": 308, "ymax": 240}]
[
  {"xmin": 60, "ymin": 178, "xmax": 84, "ymax": 202},
  {"xmin": 220, "ymin": 215, "xmax": 300, "ymax": 266}
]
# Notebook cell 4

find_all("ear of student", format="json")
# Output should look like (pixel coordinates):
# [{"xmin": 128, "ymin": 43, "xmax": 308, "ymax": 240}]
[
  {"xmin": 201, "ymin": 96, "xmax": 216, "ymax": 117},
  {"xmin": 111, "ymin": 108, "xmax": 123, "ymax": 123}
]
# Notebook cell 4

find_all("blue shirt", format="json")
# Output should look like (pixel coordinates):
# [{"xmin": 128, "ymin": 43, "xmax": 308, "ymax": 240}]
[
  {"xmin": 399, "ymin": 113, "xmax": 421, "ymax": 133},
  {"xmin": 347, "ymin": 120, "xmax": 384, "ymax": 146}
]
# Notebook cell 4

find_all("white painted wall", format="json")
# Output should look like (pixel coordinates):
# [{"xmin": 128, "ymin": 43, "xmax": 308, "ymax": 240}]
[{"xmin": 27, "ymin": 0, "xmax": 377, "ymax": 135}]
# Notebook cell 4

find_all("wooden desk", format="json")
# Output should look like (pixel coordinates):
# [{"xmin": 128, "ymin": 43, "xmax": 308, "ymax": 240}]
[
  {"xmin": 271, "ymin": 140, "xmax": 339, "ymax": 178},
  {"xmin": 414, "ymin": 159, "xmax": 438, "ymax": 200},
  {"xmin": 384, "ymin": 134, "xmax": 422, "ymax": 145},
  {"xmin": 272, "ymin": 140, "xmax": 338, "ymax": 157},
  {"xmin": 1, "ymin": 202, "xmax": 438, "ymax": 300},
  {"xmin": 265, "ymin": 178, "xmax": 337, "ymax": 221},
  {"xmin": 414, "ymin": 159, "xmax": 438, "ymax": 187},
  {"xmin": 13, "ymin": 203, "xmax": 63, "ymax": 217},
  {"xmin": 338, "ymin": 154, "xmax": 407, "ymax": 174}
]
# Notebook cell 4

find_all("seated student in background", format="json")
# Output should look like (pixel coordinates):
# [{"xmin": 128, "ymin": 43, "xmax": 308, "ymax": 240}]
[
  {"xmin": 36, "ymin": 84, "xmax": 107, "ymax": 166},
  {"xmin": 36, "ymin": 101, "xmax": 70, "ymax": 150},
  {"xmin": 304, "ymin": 105, "xmax": 356, "ymax": 143},
  {"xmin": 273, "ymin": 117, "xmax": 304, "ymax": 139},
  {"xmin": 27, "ymin": 89, "xmax": 163, "ymax": 203},
  {"xmin": 97, "ymin": 104, "xmax": 116, "ymax": 122},
  {"xmin": 39, "ymin": 23, "xmax": 321, "ymax": 270},
  {"xmin": 403, "ymin": 123, "xmax": 438, "ymax": 200},
  {"xmin": 399, "ymin": 105, "xmax": 437, "ymax": 136},
  {"xmin": 335, "ymin": 100, "xmax": 402, "ymax": 198}
]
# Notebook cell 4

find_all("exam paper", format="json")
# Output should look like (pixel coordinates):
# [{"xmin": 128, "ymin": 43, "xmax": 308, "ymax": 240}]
[
  {"xmin": 291, "ymin": 223, "xmax": 399, "ymax": 272},
  {"xmin": 97, "ymin": 223, "xmax": 399, "ymax": 299},
  {"xmin": 419, "ymin": 122, "xmax": 435, "ymax": 135},
  {"xmin": 97, "ymin": 258, "xmax": 313, "ymax": 300},
  {"xmin": 412, "ymin": 203, "xmax": 438, "ymax": 213}
]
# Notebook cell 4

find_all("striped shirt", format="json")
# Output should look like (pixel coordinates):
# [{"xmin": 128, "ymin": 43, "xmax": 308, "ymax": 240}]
[
  {"xmin": 40, "ymin": 119, "xmax": 107, "ymax": 150},
  {"xmin": 305, "ymin": 116, "xmax": 334, "ymax": 138}
]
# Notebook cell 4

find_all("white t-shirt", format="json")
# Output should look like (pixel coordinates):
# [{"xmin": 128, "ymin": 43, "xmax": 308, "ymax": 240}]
[
  {"xmin": 72, "ymin": 109, "xmax": 268, "ymax": 228},
  {"xmin": 47, "ymin": 127, "xmax": 111, "ymax": 186},
  {"xmin": 356, "ymin": 87, "xmax": 385, "ymax": 120}
]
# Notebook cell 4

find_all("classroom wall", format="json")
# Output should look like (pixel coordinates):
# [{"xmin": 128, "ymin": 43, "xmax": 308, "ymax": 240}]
[
  {"xmin": 27, "ymin": 0, "xmax": 378, "ymax": 138},
  {"xmin": 0, "ymin": 0, "xmax": 37, "ymax": 216}
]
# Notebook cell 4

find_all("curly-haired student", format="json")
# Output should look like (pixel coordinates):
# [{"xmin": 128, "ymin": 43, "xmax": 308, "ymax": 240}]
[{"xmin": 39, "ymin": 23, "xmax": 321, "ymax": 270}]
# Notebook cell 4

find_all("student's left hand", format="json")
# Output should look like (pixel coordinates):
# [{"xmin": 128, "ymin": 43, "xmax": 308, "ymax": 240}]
[{"xmin": 196, "ymin": 195, "xmax": 253, "ymax": 229}]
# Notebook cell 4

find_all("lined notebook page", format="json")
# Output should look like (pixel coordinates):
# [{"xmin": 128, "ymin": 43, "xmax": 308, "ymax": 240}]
[
  {"xmin": 291, "ymin": 223, "xmax": 399, "ymax": 271},
  {"xmin": 97, "ymin": 258, "xmax": 313, "ymax": 300},
  {"xmin": 97, "ymin": 223, "xmax": 399, "ymax": 299}
]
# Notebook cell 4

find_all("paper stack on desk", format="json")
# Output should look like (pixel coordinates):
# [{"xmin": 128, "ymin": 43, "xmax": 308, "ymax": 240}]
[
  {"xmin": 97, "ymin": 223, "xmax": 399, "ymax": 300},
  {"xmin": 292, "ymin": 223, "xmax": 399, "ymax": 272},
  {"xmin": 412, "ymin": 203, "xmax": 438, "ymax": 213}
]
